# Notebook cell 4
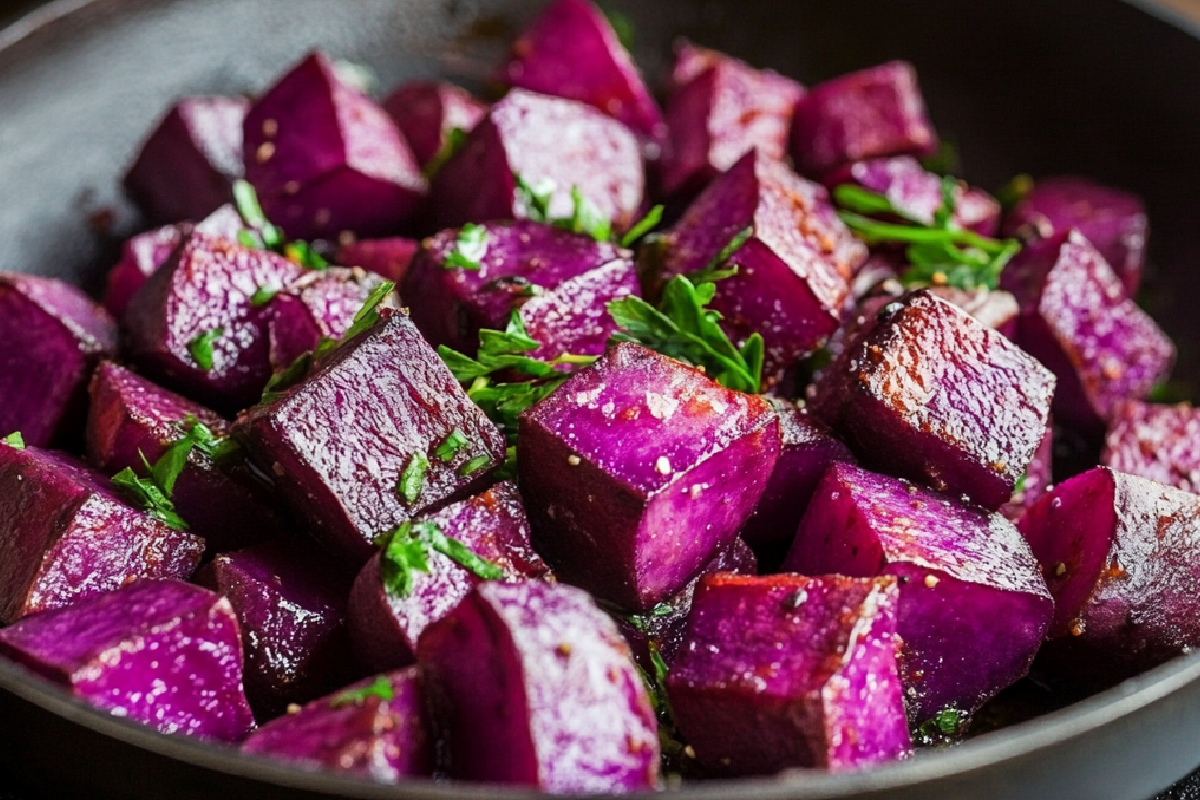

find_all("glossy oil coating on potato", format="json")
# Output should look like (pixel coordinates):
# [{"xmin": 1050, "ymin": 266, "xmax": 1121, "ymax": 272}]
[
  {"xmin": 334, "ymin": 236, "xmax": 420, "ymax": 284},
  {"xmin": 263, "ymin": 267, "xmax": 387, "ymax": 371},
  {"xmin": 1102, "ymin": 400, "xmax": 1200, "ymax": 492}
]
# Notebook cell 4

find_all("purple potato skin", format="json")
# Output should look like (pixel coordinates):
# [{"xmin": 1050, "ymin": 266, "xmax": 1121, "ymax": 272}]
[
  {"xmin": 430, "ymin": 89, "xmax": 645, "ymax": 233},
  {"xmin": 661, "ymin": 43, "xmax": 805, "ymax": 195},
  {"xmin": 347, "ymin": 481, "xmax": 551, "ymax": 673},
  {"xmin": 1019, "ymin": 467, "xmax": 1200, "ymax": 687},
  {"xmin": 124, "ymin": 231, "xmax": 305, "ymax": 413},
  {"xmin": 1002, "ymin": 176, "xmax": 1146, "ymax": 297},
  {"xmin": 124, "ymin": 96, "xmax": 247, "ymax": 225},
  {"xmin": 811, "ymin": 290, "xmax": 1055, "ymax": 510},
  {"xmin": 243, "ymin": 51, "xmax": 426, "ymax": 240},
  {"xmin": 383, "ymin": 81, "xmax": 487, "ymax": 168},
  {"xmin": 518, "ymin": 342, "xmax": 781, "ymax": 611},
  {"xmin": 497, "ymin": 0, "xmax": 665, "ymax": 142},
  {"xmin": 783, "ymin": 463, "xmax": 1053, "ymax": 725},
  {"xmin": 334, "ymin": 237, "xmax": 420, "ymax": 283},
  {"xmin": 242, "ymin": 667, "xmax": 432, "ymax": 780},
  {"xmin": 0, "ymin": 444, "xmax": 205, "ymax": 624},
  {"xmin": 999, "ymin": 415, "xmax": 1055, "ymax": 522},
  {"xmin": 0, "ymin": 579, "xmax": 254, "ymax": 741},
  {"xmin": 417, "ymin": 580, "xmax": 660, "ymax": 792},
  {"xmin": 1102, "ymin": 400, "xmax": 1200, "ymax": 492},
  {"xmin": 1013, "ymin": 231, "xmax": 1174, "ymax": 431},
  {"xmin": 233, "ymin": 309, "xmax": 506, "ymax": 566},
  {"xmin": 195, "ymin": 539, "xmax": 358, "ymax": 720},
  {"xmin": 790, "ymin": 62, "xmax": 938, "ymax": 178},
  {"xmin": 86, "ymin": 361, "xmax": 283, "ymax": 553},
  {"xmin": 668, "ymin": 573, "xmax": 911, "ymax": 775},
  {"xmin": 662, "ymin": 150, "xmax": 864, "ymax": 381},
  {"xmin": 403, "ymin": 219, "xmax": 639, "ymax": 359},
  {"xmin": 264, "ymin": 267, "xmax": 387, "ymax": 371},
  {"xmin": 0, "ymin": 272, "xmax": 118, "ymax": 447}
]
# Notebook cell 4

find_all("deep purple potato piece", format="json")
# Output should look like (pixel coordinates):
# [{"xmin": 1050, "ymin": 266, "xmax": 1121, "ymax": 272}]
[
  {"xmin": 124, "ymin": 96, "xmax": 247, "ymax": 225},
  {"xmin": 0, "ymin": 272, "xmax": 118, "ymax": 447},
  {"xmin": 417, "ymin": 580, "xmax": 659, "ymax": 792},
  {"xmin": 0, "ymin": 579, "xmax": 253, "ymax": 741},
  {"xmin": 519, "ymin": 342, "xmax": 780, "ymax": 610},
  {"xmin": 334, "ymin": 236, "xmax": 420, "ymax": 283},
  {"xmin": 383, "ymin": 81, "xmax": 487, "ymax": 167},
  {"xmin": 242, "ymin": 667, "xmax": 432, "ymax": 780},
  {"xmin": 347, "ymin": 481, "xmax": 550, "ymax": 672},
  {"xmin": 1000, "ymin": 416, "xmax": 1055, "ymax": 522},
  {"xmin": 784, "ymin": 463, "xmax": 1053, "ymax": 724},
  {"xmin": 497, "ymin": 0, "xmax": 665, "ymax": 143},
  {"xmin": 430, "ymin": 89, "xmax": 644, "ymax": 233},
  {"xmin": 264, "ymin": 267, "xmax": 387, "ymax": 371},
  {"xmin": 403, "ymin": 219, "xmax": 638, "ymax": 359},
  {"xmin": 1019, "ymin": 466, "xmax": 1200, "ymax": 686},
  {"xmin": 233, "ymin": 309, "xmax": 506, "ymax": 565},
  {"xmin": 1102, "ymin": 401, "xmax": 1200, "ymax": 492},
  {"xmin": 668, "ymin": 573, "xmax": 911, "ymax": 775},
  {"xmin": 243, "ymin": 51, "xmax": 425, "ymax": 240},
  {"xmin": 928, "ymin": 286, "xmax": 1020, "ymax": 339}
]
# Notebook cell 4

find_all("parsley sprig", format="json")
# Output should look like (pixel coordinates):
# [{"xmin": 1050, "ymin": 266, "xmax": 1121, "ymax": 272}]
[
  {"xmin": 187, "ymin": 328, "xmax": 222, "ymax": 372},
  {"xmin": 834, "ymin": 177, "xmax": 1021, "ymax": 291},
  {"xmin": 422, "ymin": 126, "xmax": 469, "ymax": 181},
  {"xmin": 2, "ymin": 432, "xmax": 24, "ymax": 450},
  {"xmin": 375, "ymin": 520, "xmax": 504, "ymax": 598},
  {"xmin": 444, "ymin": 224, "xmax": 489, "ymax": 271},
  {"xmin": 330, "ymin": 675, "xmax": 394, "ymax": 708},
  {"xmin": 635, "ymin": 642, "xmax": 692, "ymax": 772},
  {"xmin": 513, "ymin": 173, "xmax": 662, "ymax": 247},
  {"xmin": 232, "ymin": 179, "xmax": 328, "ymax": 270},
  {"xmin": 914, "ymin": 707, "xmax": 970, "ymax": 746}
]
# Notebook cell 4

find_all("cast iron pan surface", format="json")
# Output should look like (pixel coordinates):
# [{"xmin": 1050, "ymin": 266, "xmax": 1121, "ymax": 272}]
[{"xmin": 4, "ymin": 0, "xmax": 1200, "ymax": 798}]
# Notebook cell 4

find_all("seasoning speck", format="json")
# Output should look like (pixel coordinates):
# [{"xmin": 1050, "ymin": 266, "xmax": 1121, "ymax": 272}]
[
  {"xmin": 655, "ymin": 455, "xmax": 672, "ymax": 475},
  {"xmin": 924, "ymin": 575, "xmax": 939, "ymax": 589},
  {"xmin": 567, "ymin": 454, "xmax": 581, "ymax": 466},
  {"xmin": 256, "ymin": 141, "xmax": 275, "ymax": 163},
  {"xmin": 1055, "ymin": 562, "xmax": 1067, "ymax": 577}
]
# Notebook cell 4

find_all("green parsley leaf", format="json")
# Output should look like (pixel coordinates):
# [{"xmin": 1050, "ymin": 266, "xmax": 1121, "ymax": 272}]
[
  {"xmin": 422, "ymin": 126, "xmax": 469, "ymax": 181},
  {"xmin": 444, "ymin": 224, "xmax": 489, "ymax": 271},
  {"xmin": 514, "ymin": 174, "xmax": 556, "ymax": 223},
  {"xmin": 112, "ymin": 461, "xmax": 188, "ymax": 531},
  {"xmin": 187, "ymin": 328, "xmax": 223, "ymax": 372},
  {"xmin": 250, "ymin": 286, "xmax": 278, "ymax": 307},
  {"xmin": 915, "ymin": 706, "xmax": 969, "ymax": 745},
  {"xmin": 436, "ymin": 429, "xmax": 469, "ymax": 462},
  {"xmin": 1149, "ymin": 380, "xmax": 1193, "ymax": 404},
  {"xmin": 995, "ymin": 173, "xmax": 1034, "ymax": 213},
  {"xmin": 284, "ymin": 240, "xmax": 329, "ymax": 271},
  {"xmin": 685, "ymin": 226, "xmax": 753, "ymax": 285},
  {"xmin": 260, "ymin": 352, "xmax": 313, "ymax": 404},
  {"xmin": 458, "ymin": 453, "xmax": 491, "ymax": 476},
  {"xmin": 342, "ymin": 281, "xmax": 395, "ymax": 343},
  {"xmin": 620, "ymin": 205, "xmax": 664, "ymax": 248},
  {"xmin": 397, "ymin": 451, "xmax": 429, "ymax": 505},
  {"xmin": 552, "ymin": 186, "xmax": 612, "ymax": 243},
  {"xmin": 376, "ymin": 521, "xmax": 504, "ymax": 598},
  {"xmin": 232, "ymin": 179, "xmax": 284, "ymax": 249},
  {"xmin": 601, "ymin": 5, "xmax": 635, "ymax": 51},
  {"xmin": 424, "ymin": 526, "xmax": 505, "ymax": 580},
  {"xmin": 330, "ymin": 675, "xmax": 394, "ymax": 708},
  {"xmin": 178, "ymin": 414, "xmax": 240, "ymax": 464},
  {"xmin": 1013, "ymin": 470, "xmax": 1028, "ymax": 495},
  {"xmin": 2, "ymin": 432, "xmax": 25, "ymax": 449},
  {"xmin": 920, "ymin": 140, "xmax": 960, "ymax": 177}
]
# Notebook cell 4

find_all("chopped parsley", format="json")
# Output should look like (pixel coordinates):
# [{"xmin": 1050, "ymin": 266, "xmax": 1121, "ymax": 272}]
[
  {"xmin": 232, "ymin": 179, "xmax": 326, "ymax": 269},
  {"xmin": 283, "ymin": 240, "xmax": 329, "ymax": 271},
  {"xmin": 436, "ymin": 429, "xmax": 469, "ymax": 462},
  {"xmin": 458, "ymin": 453, "xmax": 491, "ymax": 476},
  {"xmin": 600, "ymin": 5, "xmax": 635, "ymax": 52},
  {"xmin": 422, "ymin": 126, "xmax": 469, "ymax": 180},
  {"xmin": 512, "ymin": 172, "xmax": 664, "ymax": 247},
  {"xmin": 552, "ymin": 186, "xmax": 612, "ymax": 243},
  {"xmin": 1013, "ymin": 470, "xmax": 1028, "ymax": 495},
  {"xmin": 187, "ymin": 328, "xmax": 223, "ymax": 372},
  {"xmin": 444, "ymin": 224, "xmax": 489, "ymax": 271},
  {"xmin": 375, "ymin": 520, "xmax": 504, "ymax": 598},
  {"xmin": 2, "ymin": 432, "xmax": 24, "ymax": 449},
  {"xmin": 514, "ymin": 174, "xmax": 556, "ymax": 223},
  {"xmin": 111, "ymin": 450, "xmax": 188, "ymax": 531},
  {"xmin": 397, "ymin": 451, "xmax": 429, "ymax": 505},
  {"xmin": 620, "ymin": 204, "xmax": 664, "ymax": 248},
  {"xmin": 914, "ymin": 707, "xmax": 970, "ymax": 746},
  {"xmin": 250, "ymin": 286, "xmax": 278, "ymax": 307},
  {"xmin": 919, "ymin": 140, "xmax": 960, "ymax": 177},
  {"xmin": 995, "ymin": 173, "xmax": 1034, "ymax": 213},
  {"xmin": 684, "ymin": 225, "xmax": 752, "ymax": 284},
  {"xmin": 330, "ymin": 675, "xmax": 394, "ymax": 708},
  {"xmin": 175, "ymin": 414, "xmax": 240, "ymax": 465}
]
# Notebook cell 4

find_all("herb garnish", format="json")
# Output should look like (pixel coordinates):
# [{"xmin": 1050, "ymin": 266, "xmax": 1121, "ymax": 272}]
[
  {"xmin": 914, "ymin": 707, "xmax": 969, "ymax": 746},
  {"xmin": 684, "ymin": 225, "xmax": 752, "ymax": 285},
  {"xmin": 2, "ymin": 432, "xmax": 24, "ymax": 449},
  {"xmin": 444, "ymin": 224, "xmax": 489, "ymax": 271},
  {"xmin": 175, "ymin": 414, "xmax": 240, "ymax": 465},
  {"xmin": 1013, "ymin": 470, "xmax": 1028, "ymax": 495},
  {"xmin": 919, "ymin": 140, "xmax": 960, "ymax": 177},
  {"xmin": 330, "ymin": 675, "xmax": 394, "ymax": 708},
  {"xmin": 620, "ymin": 205, "xmax": 664, "ymax": 248},
  {"xmin": 283, "ymin": 240, "xmax": 329, "ymax": 271},
  {"xmin": 436, "ymin": 429, "xmax": 469, "ymax": 461},
  {"xmin": 111, "ymin": 449, "xmax": 188, "ymax": 531},
  {"xmin": 187, "ymin": 328, "xmax": 223, "ymax": 372},
  {"xmin": 422, "ymin": 126, "xmax": 468, "ymax": 181},
  {"xmin": 375, "ymin": 520, "xmax": 504, "ymax": 598},
  {"xmin": 601, "ymin": 6, "xmax": 635, "ymax": 52},
  {"xmin": 458, "ymin": 453, "xmax": 491, "ymax": 476},
  {"xmin": 513, "ymin": 173, "xmax": 662, "ymax": 247},
  {"xmin": 552, "ymin": 186, "xmax": 612, "ymax": 243},
  {"xmin": 995, "ymin": 173, "xmax": 1034, "ymax": 213},
  {"xmin": 397, "ymin": 452, "xmax": 429, "ymax": 505},
  {"xmin": 250, "ymin": 286, "xmax": 278, "ymax": 307},
  {"xmin": 634, "ymin": 641, "xmax": 692, "ymax": 770},
  {"xmin": 232, "ymin": 179, "xmax": 328, "ymax": 270},
  {"xmin": 514, "ymin": 174, "xmax": 556, "ymax": 223}
]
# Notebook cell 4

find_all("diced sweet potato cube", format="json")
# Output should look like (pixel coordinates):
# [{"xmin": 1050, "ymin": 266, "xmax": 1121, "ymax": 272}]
[{"xmin": 1102, "ymin": 400, "xmax": 1200, "ymax": 492}]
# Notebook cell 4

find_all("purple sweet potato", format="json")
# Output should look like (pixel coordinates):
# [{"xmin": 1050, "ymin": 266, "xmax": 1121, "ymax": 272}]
[
  {"xmin": 264, "ymin": 267, "xmax": 388, "ymax": 371},
  {"xmin": 243, "ymin": 51, "xmax": 425, "ymax": 240},
  {"xmin": 1020, "ymin": 466, "xmax": 1200, "ymax": 686},
  {"xmin": 1002, "ymin": 177, "xmax": 1146, "ymax": 297},
  {"xmin": 233, "ymin": 309, "xmax": 505, "ymax": 565},
  {"xmin": 928, "ymin": 286, "xmax": 1020, "ymax": 339},
  {"xmin": 124, "ymin": 96, "xmax": 248, "ymax": 225},
  {"xmin": 791, "ymin": 62, "xmax": 938, "ymax": 178},
  {"xmin": 417, "ymin": 580, "xmax": 659, "ymax": 791},
  {"xmin": 383, "ymin": 81, "xmax": 488, "ymax": 168},
  {"xmin": 242, "ymin": 667, "xmax": 432, "ymax": 780},
  {"xmin": 0, "ymin": 579, "xmax": 253, "ymax": 741},
  {"xmin": 0, "ymin": 273, "xmax": 118, "ymax": 447},
  {"xmin": 784, "ymin": 463, "xmax": 1053, "ymax": 724},
  {"xmin": 86, "ymin": 361, "xmax": 282, "ymax": 553},
  {"xmin": 124, "ymin": 231, "xmax": 305, "ymax": 413},
  {"xmin": 334, "ymin": 236, "xmax": 420, "ymax": 283},
  {"xmin": 518, "ymin": 342, "xmax": 780, "ymax": 610},
  {"xmin": 1011, "ymin": 231, "xmax": 1174, "ymax": 431},
  {"xmin": 1000, "ymin": 416, "xmax": 1055, "ymax": 522},
  {"xmin": 811, "ymin": 290, "xmax": 1054, "ymax": 510},
  {"xmin": 662, "ymin": 150, "xmax": 864, "ymax": 380},
  {"xmin": 497, "ymin": 0, "xmax": 665, "ymax": 143},
  {"xmin": 1102, "ymin": 401, "xmax": 1200, "ymax": 492},
  {"xmin": 430, "ymin": 89, "xmax": 644, "ymax": 233},
  {"xmin": 661, "ymin": 43, "xmax": 805, "ymax": 195},
  {"xmin": 196, "ymin": 539, "xmax": 357, "ymax": 719},
  {"xmin": 0, "ymin": 443, "xmax": 205, "ymax": 623},
  {"xmin": 668, "ymin": 573, "xmax": 911, "ymax": 774},
  {"xmin": 403, "ymin": 219, "xmax": 639, "ymax": 359},
  {"xmin": 347, "ymin": 481, "xmax": 550, "ymax": 672}
]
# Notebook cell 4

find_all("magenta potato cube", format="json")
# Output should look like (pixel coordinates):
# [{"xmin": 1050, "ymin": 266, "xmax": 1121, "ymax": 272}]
[
  {"xmin": 334, "ymin": 236, "xmax": 419, "ymax": 283},
  {"xmin": 497, "ymin": 0, "xmax": 664, "ymax": 143},
  {"xmin": 242, "ymin": 667, "xmax": 432, "ymax": 780},
  {"xmin": 347, "ymin": 481, "xmax": 549, "ymax": 672},
  {"xmin": 124, "ymin": 96, "xmax": 248, "ymax": 225},
  {"xmin": 124, "ymin": 231, "xmax": 305, "ymax": 412},
  {"xmin": 784, "ymin": 463, "xmax": 1053, "ymax": 724},
  {"xmin": 662, "ymin": 151, "xmax": 864, "ymax": 379},
  {"xmin": 668, "ymin": 573, "xmax": 911, "ymax": 774},
  {"xmin": 417, "ymin": 580, "xmax": 659, "ymax": 791},
  {"xmin": 1002, "ymin": 176, "xmax": 1146, "ymax": 297},
  {"xmin": 1000, "ymin": 415, "xmax": 1055, "ymax": 522},
  {"xmin": 196, "ymin": 539, "xmax": 357, "ymax": 719},
  {"xmin": 86, "ymin": 361, "xmax": 282, "ymax": 553},
  {"xmin": 264, "ymin": 267, "xmax": 388, "ymax": 371},
  {"xmin": 0, "ymin": 445, "xmax": 205, "ymax": 623},
  {"xmin": 0, "ymin": 579, "xmax": 253, "ymax": 741},
  {"xmin": 0, "ymin": 272, "xmax": 118, "ymax": 447},
  {"xmin": 518, "ymin": 342, "xmax": 780, "ymax": 610},
  {"xmin": 1103, "ymin": 401, "xmax": 1200, "ymax": 492},
  {"xmin": 430, "ymin": 89, "xmax": 645, "ymax": 233},
  {"xmin": 243, "ymin": 51, "xmax": 425, "ymax": 240},
  {"xmin": 403, "ymin": 219, "xmax": 639, "ymax": 358},
  {"xmin": 1015, "ymin": 231, "xmax": 1174, "ymax": 431},
  {"xmin": 928, "ymin": 286, "xmax": 1020, "ymax": 339},
  {"xmin": 233, "ymin": 309, "xmax": 505, "ymax": 565},
  {"xmin": 383, "ymin": 81, "xmax": 487, "ymax": 168},
  {"xmin": 791, "ymin": 61, "xmax": 937, "ymax": 178},
  {"xmin": 661, "ymin": 44, "xmax": 805, "ymax": 195},
  {"xmin": 1019, "ymin": 467, "xmax": 1200, "ymax": 685}
]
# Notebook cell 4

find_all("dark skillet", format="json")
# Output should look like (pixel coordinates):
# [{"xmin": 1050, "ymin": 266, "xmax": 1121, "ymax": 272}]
[{"xmin": 3, "ymin": 0, "xmax": 1200, "ymax": 798}]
